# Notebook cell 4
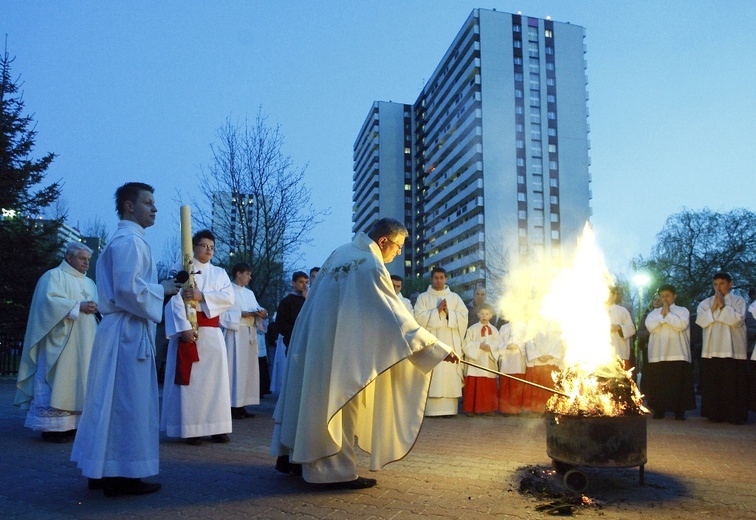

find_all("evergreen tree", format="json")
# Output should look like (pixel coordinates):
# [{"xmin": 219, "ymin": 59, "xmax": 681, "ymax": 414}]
[{"xmin": 0, "ymin": 43, "xmax": 62, "ymax": 332}]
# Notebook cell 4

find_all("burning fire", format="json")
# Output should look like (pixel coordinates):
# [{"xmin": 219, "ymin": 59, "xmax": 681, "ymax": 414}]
[
  {"xmin": 499, "ymin": 223, "xmax": 648, "ymax": 417},
  {"xmin": 547, "ymin": 358, "xmax": 646, "ymax": 416}
]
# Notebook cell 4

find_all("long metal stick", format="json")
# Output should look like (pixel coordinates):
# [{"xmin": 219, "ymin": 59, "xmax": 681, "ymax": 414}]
[{"xmin": 460, "ymin": 359, "xmax": 570, "ymax": 398}]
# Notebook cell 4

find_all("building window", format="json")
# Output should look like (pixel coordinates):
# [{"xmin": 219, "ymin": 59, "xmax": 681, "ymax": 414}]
[
  {"xmin": 550, "ymin": 212, "xmax": 559, "ymax": 222},
  {"xmin": 517, "ymin": 175, "xmax": 525, "ymax": 184},
  {"xmin": 548, "ymin": 144, "xmax": 557, "ymax": 153},
  {"xmin": 544, "ymin": 29, "xmax": 553, "ymax": 38},
  {"xmin": 518, "ymin": 210, "xmax": 527, "ymax": 219},
  {"xmin": 549, "ymin": 178, "xmax": 558, "ymax": 187},
  {"xmin": 551, "ymin": 230, "xmax": 560, "ymax": 239},
  {"xmin": 517, "ymin": 193, "xmax": 526, "ymax": 202},
  {"xmin": 550, "ymin": 195, "xmax": 559, "ymax": 204},
  {"xmin": 514, "ymin": 56, "xmax": 523, "ymax": 65}
]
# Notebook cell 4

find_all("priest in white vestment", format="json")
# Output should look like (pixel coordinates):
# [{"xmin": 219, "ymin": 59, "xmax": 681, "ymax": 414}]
[
  {"xmin": 162, "ymin": 229, "xmax": 235, "ymax": 444},
  {"xmin": 220, "ymin": 262, "xmax": 267, "ymax": 419},
  {"xmin": 271, "ymin": 218, "xmax": 457, "ymax": 489},
  {"xmin": 15, "ymin": 242, "xmax": 98, "ymax": 442},
  {"xmin": 71, "ymin": 182, "xmax": 181, "ymax": 496},
  {"xmin": 414, "ymin": 267, "xmax": 468, "ymax": 417}
]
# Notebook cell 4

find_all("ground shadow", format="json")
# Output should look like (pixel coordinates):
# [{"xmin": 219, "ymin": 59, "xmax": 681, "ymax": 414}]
[{"xmin": 517, "ymin": 464, "xmax": 690, "ymax": 515}]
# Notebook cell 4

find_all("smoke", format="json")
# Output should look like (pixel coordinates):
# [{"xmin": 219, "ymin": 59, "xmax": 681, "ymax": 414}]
[{"xmin": 495, "ymin": 223, "xmax": 617, "ymax": 372}]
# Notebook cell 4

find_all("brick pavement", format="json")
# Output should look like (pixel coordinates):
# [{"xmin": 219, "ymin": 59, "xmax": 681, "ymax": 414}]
[{"xmin": 1, "ymin": 379, "xmax": 754, "ymax": 519}]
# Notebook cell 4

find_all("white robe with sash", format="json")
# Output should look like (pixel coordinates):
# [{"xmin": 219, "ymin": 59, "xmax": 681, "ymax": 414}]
[
  {"xmin": 162, "ymin": 260, "xmax": 234, "ymax": 438},
  {"xmin": 221, "ymin": 284, "xmax": 264, "ymax": 407},
  {"xmin": 71, "ymin": 220, "xmax": 165, "ymax": 479},
  {"xmin": 414, "ymin": 285, "xmax": 468, "ymax": 415}
]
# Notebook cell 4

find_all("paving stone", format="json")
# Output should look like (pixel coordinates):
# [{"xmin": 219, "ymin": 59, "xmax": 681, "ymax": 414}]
[{"xmin": 1, "ymin": 380, "xmax": 754, "ymax": 518}]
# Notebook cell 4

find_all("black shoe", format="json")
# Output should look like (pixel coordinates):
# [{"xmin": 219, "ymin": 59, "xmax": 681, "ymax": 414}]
[
  {"xmin": 211, "ymin": 433, "xmax": 230, "ymax": 443},
  {"xmin": 41, "ymin": 431, "xmax": 71, "ymax": 443},
  {"xmin": 185, "ymin": 437, "xmax": 203, "ymax": 446},
  {"xmin": 275, "ymin": 455, "xmax": 290, "ymax": 473},
  {"xmin": 322, "ymin": 476, "xmax": 377, "ymax": 490},
  {"xmin": 88, "ymin": 478, "xmax": 104, "ymax": 490},
  {"xmin": 674, "ymin": 413, "xmax": 686, "ymax": 421},
  {"xmin": 103, "ymin": 477, "xmax": 161, "ymax": 497},
  {"xmin": 231, "ymin": 407, "xmax": 254, "ymax": 419},
  {"xmin": 275, "ymin": 455, "xmax": 302, "ymax": 475}
]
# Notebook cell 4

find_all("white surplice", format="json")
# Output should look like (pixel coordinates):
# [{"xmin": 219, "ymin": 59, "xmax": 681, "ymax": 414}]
[
  {"xmin": 71, "ymin": 220, "xmax": 165, "ymax": 479},
  {"xmin": 696, "ymin": 293, "xmax": 747, "ymax": 359},
  {"xmin": 270, "ymin": 233, "xmax": 451, "ymax": 483},
  {"xmin": 15, "ymin": 260, "xmax": 98, "ymax": 431},
  {"xmin": 645, "ymin": 304, "xmax": 691, "ymax": 362},
  {"xmin": 607, "ymin": 304, "xmax": 636, "ymax": 360},
  {"xmin": 220, "ymin": 284, "xmax": 264, "ymax": 407},
  {"xmin": 462, "ymin": 322, "xmax": 500, "ymax": 377},
  {"xmin": 498, "ymin": 321, "xmax": 527, "ymax": 374},
  {"xmin": 162, "ymin": 260, "xmax": 234, "ymax": 438},
  {"xmin": 414, "ymin": 285, "xmax": 468, "ymax": 415}
]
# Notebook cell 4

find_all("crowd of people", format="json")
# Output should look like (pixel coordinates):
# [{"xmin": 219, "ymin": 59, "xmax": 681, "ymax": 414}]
[{"xmin": 12, "ymin": 193, "xmax": 756, "ymax": 495}]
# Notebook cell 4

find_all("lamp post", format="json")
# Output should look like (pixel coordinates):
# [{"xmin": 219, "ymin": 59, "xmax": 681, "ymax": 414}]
[{"xmin": 632, "ymin": 273, "xmax": 651, "ymax": 384}]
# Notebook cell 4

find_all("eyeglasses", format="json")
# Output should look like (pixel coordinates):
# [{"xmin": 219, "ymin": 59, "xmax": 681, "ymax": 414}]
[
  {"xmin": 386, "ymin": 238, "xmax": 403, "ymax": 251},
  {"xmin": 197, "ymin": 244, "xmax": 215, "ymax": 251}
]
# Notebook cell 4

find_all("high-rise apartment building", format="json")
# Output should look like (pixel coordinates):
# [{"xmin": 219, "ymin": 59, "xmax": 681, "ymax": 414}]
[{"xmin": 353, "ymin": 9, "xmax": 591, "ymax": 299}]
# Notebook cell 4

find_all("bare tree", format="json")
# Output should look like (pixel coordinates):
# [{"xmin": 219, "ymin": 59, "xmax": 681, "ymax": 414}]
[
  {"xmin": 81, "ymin": 216, "xmax": 109, "ymax": 244},
  {"xmin": 194, "ymin": 109, "xmax": 328, "ymax": 309},
  {"xmin": 155, "ymin": 235, "xmax": 181, "ymax": 282},
  {"xmin": 633, "ymin": 208, "xmax": 756, "ymax": 309}
]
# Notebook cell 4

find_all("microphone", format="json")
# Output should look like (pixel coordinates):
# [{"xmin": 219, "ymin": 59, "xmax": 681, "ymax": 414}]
[{"xmin": 165, "ymin": 269, "xmax": 189, "ymax": 284}]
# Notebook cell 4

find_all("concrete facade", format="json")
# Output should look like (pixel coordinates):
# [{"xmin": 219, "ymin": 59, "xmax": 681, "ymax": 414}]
[{"xmin": 353, "ymin": 9, "xmax": 592, "ymax": 300}]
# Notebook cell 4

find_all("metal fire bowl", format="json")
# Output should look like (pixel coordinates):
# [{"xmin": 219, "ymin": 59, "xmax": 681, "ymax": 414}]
[{"xmin": 545, "ymin": 411, "xmax": 648, "ymax": 468}]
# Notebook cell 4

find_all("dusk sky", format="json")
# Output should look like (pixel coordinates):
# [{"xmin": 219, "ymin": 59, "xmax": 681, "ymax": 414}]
[{"xmin": 3, "ymin": 1, "xmax": 754, "ymax": 282}]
